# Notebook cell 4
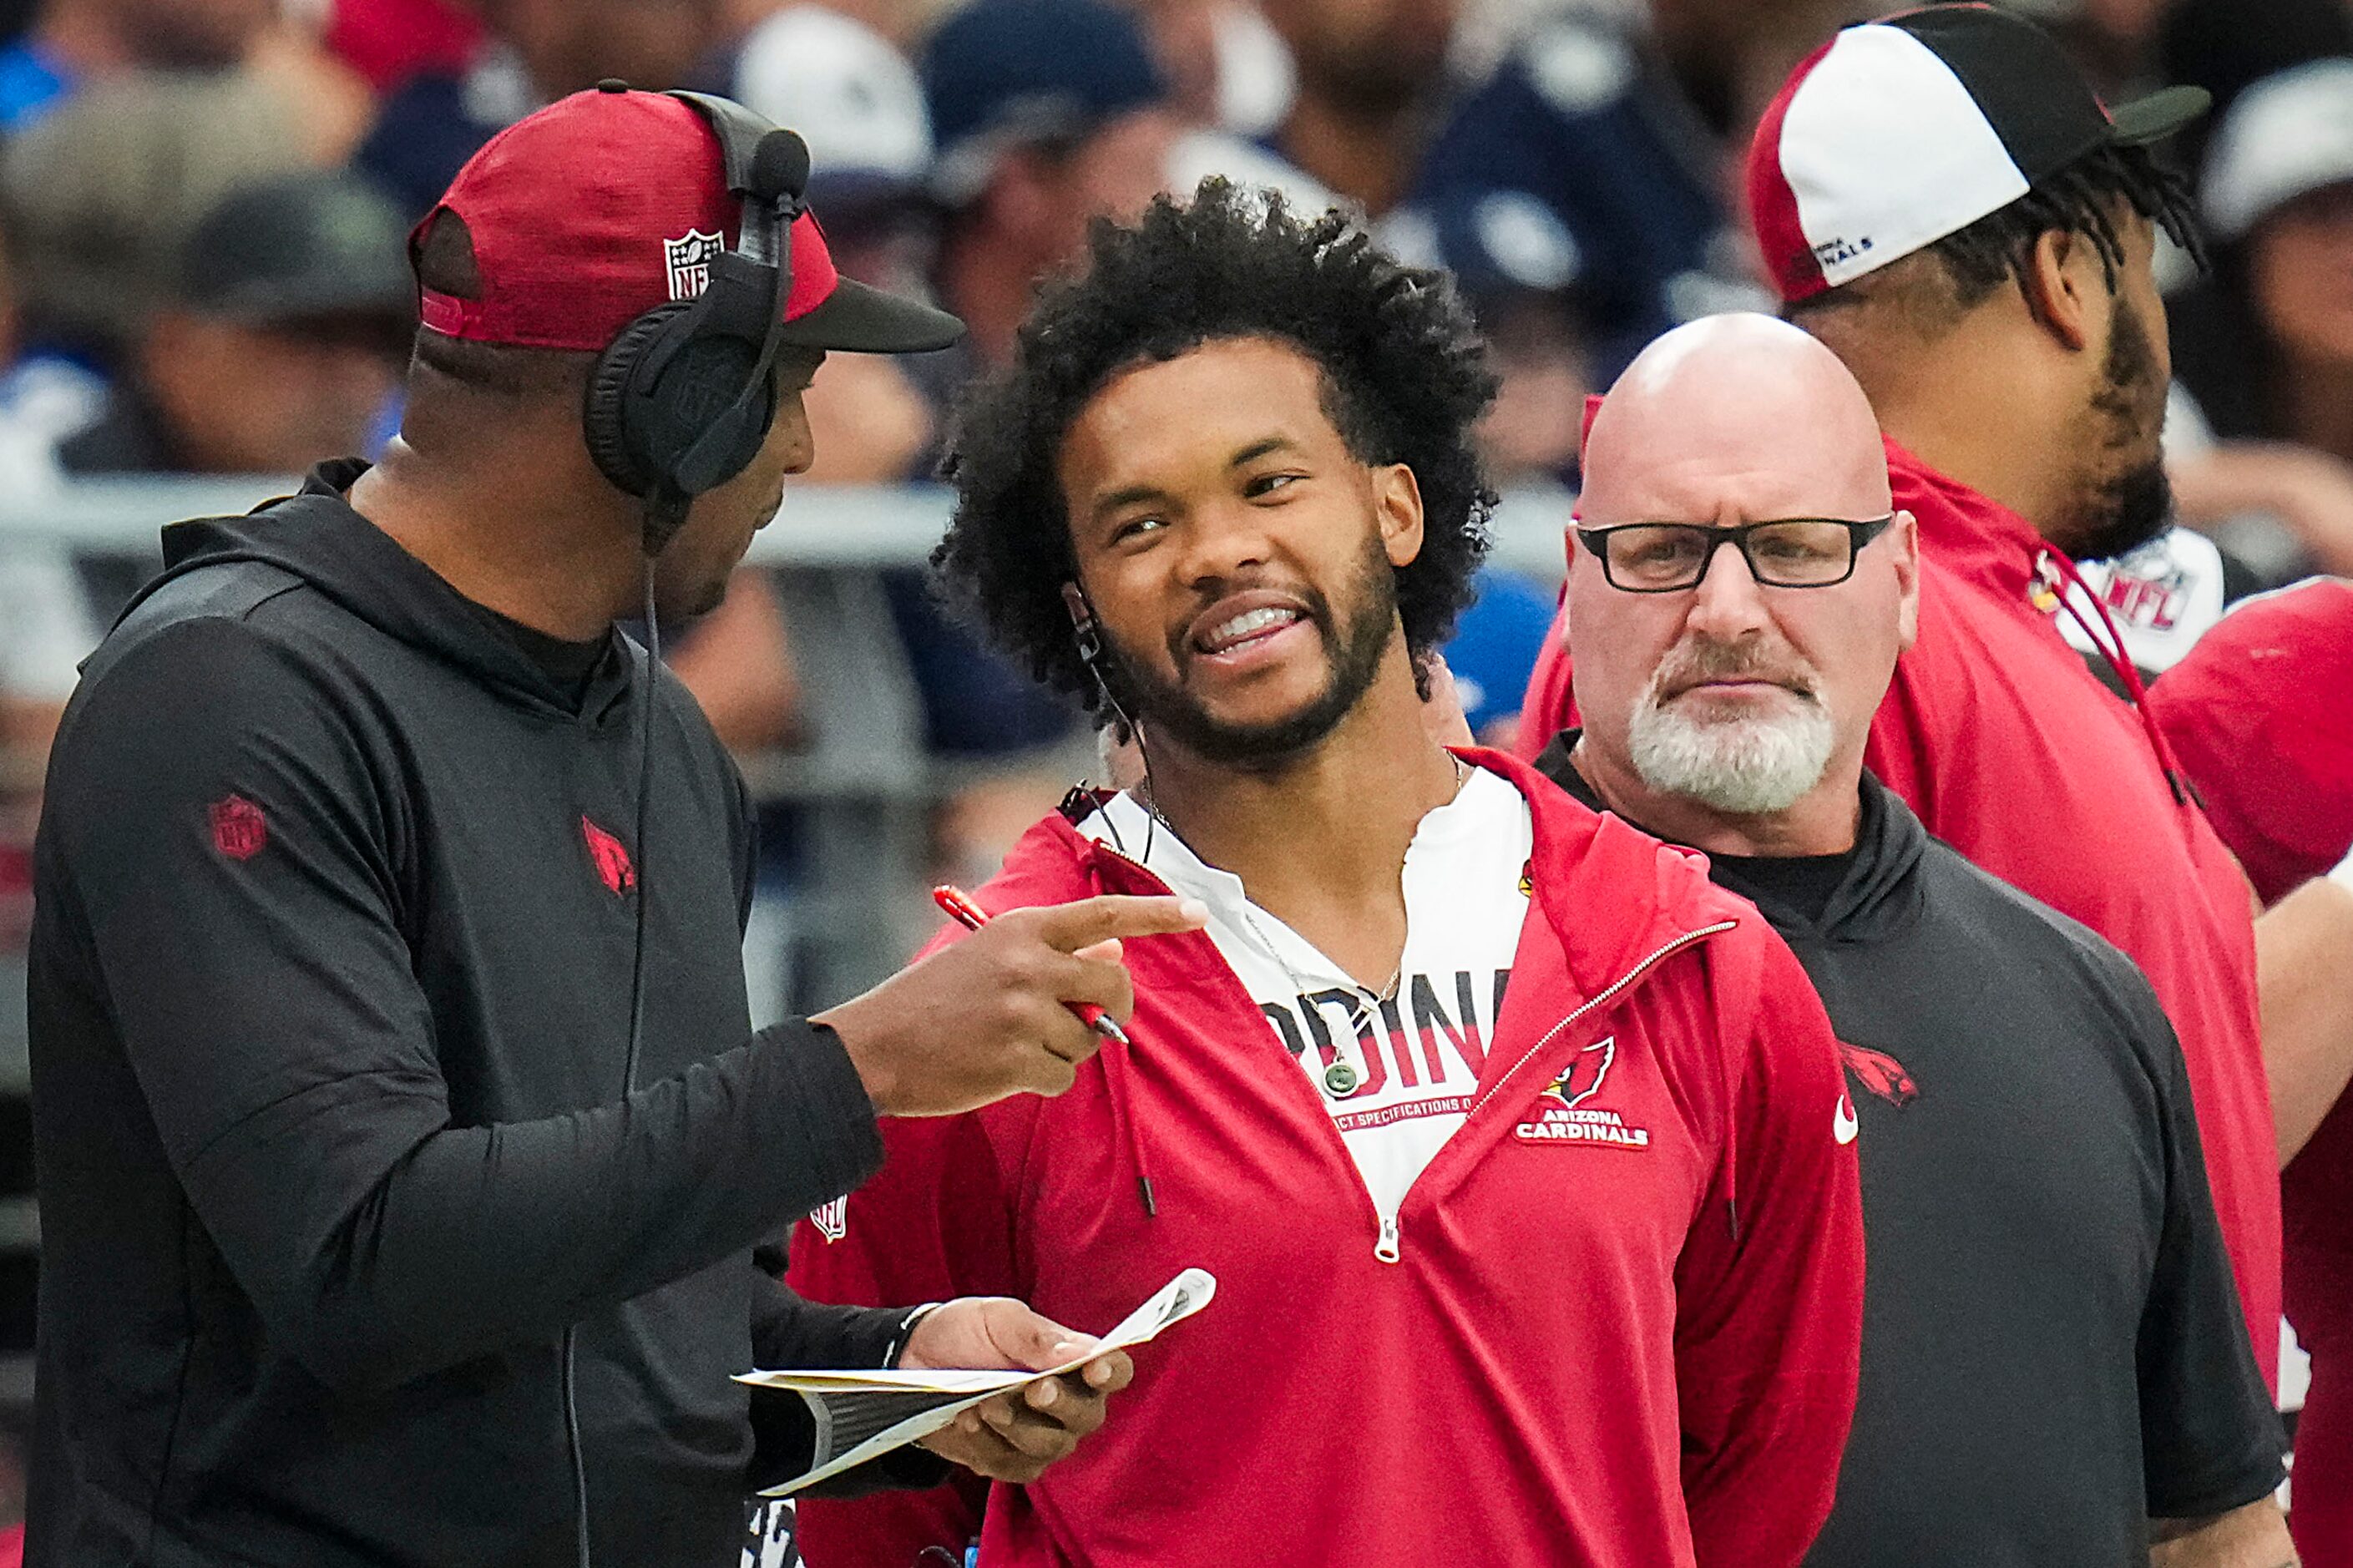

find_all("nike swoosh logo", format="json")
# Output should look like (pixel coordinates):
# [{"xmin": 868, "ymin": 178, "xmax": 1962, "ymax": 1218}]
[{"xmin": 1834, "ymin": 1093, "xmax": 1860, "ymax": 1145}]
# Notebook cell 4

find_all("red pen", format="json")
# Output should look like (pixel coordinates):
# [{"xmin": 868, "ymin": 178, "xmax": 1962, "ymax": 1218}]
[{"xmin": 933, "ymin": 884, "xmax": 1132, "ymax": 1046}]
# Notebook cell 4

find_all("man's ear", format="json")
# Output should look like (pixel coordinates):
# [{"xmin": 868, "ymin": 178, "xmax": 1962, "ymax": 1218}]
[
  {"xmin": 2020, "ymin": 227, "xmax": 2096, "ymax": 352},
  {"xmin": 1890, "ymin": 508, "xmax": 1922, "ymax": 652},
  {"xmin": 1374, "ymin": 462, "xmax": 1425, "ymax": 569}
]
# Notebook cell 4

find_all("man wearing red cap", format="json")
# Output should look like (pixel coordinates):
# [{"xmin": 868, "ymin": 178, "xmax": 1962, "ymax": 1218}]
[
  {"xmin": 1517, "ymin": 3, "xmax": 2348, "ymax": 1407},
  {"xmin": 22, "ymin": 87, "xmax": 1201, "ymax": 1568}
]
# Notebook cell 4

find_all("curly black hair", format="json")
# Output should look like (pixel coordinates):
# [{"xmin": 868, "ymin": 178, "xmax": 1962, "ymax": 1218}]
[{"xmin": 933, "ymin": 177, "xmax": 1500, "ymax": 719}]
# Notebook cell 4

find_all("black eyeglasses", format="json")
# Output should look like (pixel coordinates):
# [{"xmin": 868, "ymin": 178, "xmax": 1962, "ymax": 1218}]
[{"xmin": 1574, "ymin": 516, "xmax": 1895, "ymax": 594}]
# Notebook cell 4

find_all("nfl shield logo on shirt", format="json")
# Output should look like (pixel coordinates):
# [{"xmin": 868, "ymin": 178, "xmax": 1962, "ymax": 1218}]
[
  {"xmin": 808, "ymin": 1196, "xmax": 848, "ymax": 1242},
  {"xmin": 209, "ymin": 793, "xmax": 267, "ymax": 861},
  {"xmin": 665, "ymin": 229, "xmax": 724, "ymax": 301}
]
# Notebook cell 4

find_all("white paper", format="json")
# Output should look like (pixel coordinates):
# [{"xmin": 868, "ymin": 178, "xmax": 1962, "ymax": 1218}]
[{"xmin": 741, "ymin": 1267, "xmax": 1216, "ymax": 1496}]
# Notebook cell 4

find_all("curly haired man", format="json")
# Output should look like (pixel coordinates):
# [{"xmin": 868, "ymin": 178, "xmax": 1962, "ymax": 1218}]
[{"xmin": 788, "ymin": 180, "xmax": 1865, "ymax": 1568}]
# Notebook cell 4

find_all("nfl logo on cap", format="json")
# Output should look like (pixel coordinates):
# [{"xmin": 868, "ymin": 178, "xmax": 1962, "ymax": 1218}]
[{"xmin": 664, "ymin": 229, "xmax": 724, "ymax": 302}]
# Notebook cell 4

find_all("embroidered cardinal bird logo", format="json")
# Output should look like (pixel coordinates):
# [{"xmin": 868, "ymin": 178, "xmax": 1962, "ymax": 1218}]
[
  {"xmin": 1838, "ymin": 1040, "xmax": 1918, "ymax": 1109},
  {"xmin": 1538, "ymin": 1036, "xmax": 1617, "ymax": 1110},
  {"xmin": 581, "ymin": 816, "xmax": 636, "ymax": 895},
  {"xmin": 209, "ymin": 794, "xmax": 266, "ymax": 861}
]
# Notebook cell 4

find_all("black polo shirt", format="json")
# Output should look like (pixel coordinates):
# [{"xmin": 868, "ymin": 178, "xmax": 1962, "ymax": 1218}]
[{"xmin": 1540, "ymin": 737, "xmax": 2284, "ymax": 1565}]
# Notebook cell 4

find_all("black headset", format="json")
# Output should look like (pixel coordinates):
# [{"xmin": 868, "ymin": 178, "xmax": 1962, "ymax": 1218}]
[
  {"xmin": 566, "ymin": 87, "xmax": 818, "ymax": 1568},
  {"xmin": 581, "ymin": 88, "xmax": 813, "ymax": 555}
]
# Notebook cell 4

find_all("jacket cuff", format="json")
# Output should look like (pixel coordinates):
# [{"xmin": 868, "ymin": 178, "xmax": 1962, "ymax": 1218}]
[{"xmin": 762, "ymin": 1019, "xmax": 884, "ymax": 1206}]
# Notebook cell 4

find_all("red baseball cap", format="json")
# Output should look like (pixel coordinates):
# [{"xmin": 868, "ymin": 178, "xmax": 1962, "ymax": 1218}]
[
  {"xmin": 1746, "ymin": 4, "xmax": 2206, "ymax": 304},
  {"xmin": 412, "ymin": 83, "xmax": 963, "ymax": 354}
]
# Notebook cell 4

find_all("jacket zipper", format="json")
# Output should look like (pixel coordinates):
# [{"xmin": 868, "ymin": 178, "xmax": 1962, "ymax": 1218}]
[
  {"xmin": 1468, "ymin": 921, "xmax": 1737, "ymax": 1120},
  {"xmin": 563, "ymin": 1325, "xmax": 590, "ymax": 1567},
  {"xmin": 1357, "ymin": 920, "xmax": 1740, "ymax": 1267},
  {"xmin": 1087, "ymin": 827, "xmax": 1736, "ymax": 1267}
]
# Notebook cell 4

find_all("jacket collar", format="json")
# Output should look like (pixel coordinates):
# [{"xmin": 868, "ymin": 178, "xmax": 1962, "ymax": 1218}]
[
  {"xmin": 143, "ymin": 459, "xmax": 636, "ymax": 721},
  {"xmin": 1535, "ymin": 731, "xmax": 1929, "ymax": 943},
  {"xmin": 990, "ymin": 749, "xmax": 1758, "ymax": 1222},
  {"xmin": 1016, "ymin": 748, "xmax": 1728, "ymax": 1009},
  {"xmin": 1885, "ymin": 436, "xmax": 2049, "ymax": 609}
]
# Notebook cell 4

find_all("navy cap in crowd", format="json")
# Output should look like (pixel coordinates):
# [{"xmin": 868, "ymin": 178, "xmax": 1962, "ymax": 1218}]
[
  {"xmin": 922, "ymin": 0, "xmax": 1169, "ymax": 207},
  {"xmin": 1386, "ymin": 189, "xmax": 1586, "ymax": 307}
]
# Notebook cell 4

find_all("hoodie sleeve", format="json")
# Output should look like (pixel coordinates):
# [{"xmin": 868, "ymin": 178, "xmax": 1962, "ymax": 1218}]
[
  {"xmin": 742, "ymin": 1261, "xmax": 955, "ymax": 1498},
  {"xmin": 1674, "ymin": 923, "xmax": 1865, "ymax": 1568},
  {"xmin": 45, "ymin": 615, "xmax": 883, "ymax": 1396},
  {"xmin": 2113, "ymin": 965, "xmax": 2287, "ymax": 1517},
  {"xmin": 788, "ymin": 1089, "xmax": 1030, "ymax": 1568}
]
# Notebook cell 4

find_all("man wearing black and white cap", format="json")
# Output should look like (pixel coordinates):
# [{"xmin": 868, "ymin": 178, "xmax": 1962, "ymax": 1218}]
[{"xmin": 1515, "ymin": 0, "xmax": 2351, "ymax": 1412}]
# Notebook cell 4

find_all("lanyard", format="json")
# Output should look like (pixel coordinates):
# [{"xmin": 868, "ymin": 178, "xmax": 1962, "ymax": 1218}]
[{"xmin": 2033, "ymin": 546, "xmax": 2202, "ymax": 808}]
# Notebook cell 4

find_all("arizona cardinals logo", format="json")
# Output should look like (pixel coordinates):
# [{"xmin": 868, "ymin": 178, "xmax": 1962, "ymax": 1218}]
[
  {"xmin": 1839, "ymin": 1040, "xmax": 1918, "ymax": 1109},
  {"xmin": 1517, "ymin": 1035, "xmax": 1650, "ymax": 1149},
  {"xmin": 581, "ymin": 815, "xmax": 636, "ymax": 896},
  {"xmin": 1538, "ymin": 1036, "xmax": 1617, "ymax": 1110}
]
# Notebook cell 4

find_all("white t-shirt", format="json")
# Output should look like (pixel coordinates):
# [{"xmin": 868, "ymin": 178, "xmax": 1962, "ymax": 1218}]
[{"xmin": 1080, "ymin": 768, "xmax": 1534, "ymax": 1224}]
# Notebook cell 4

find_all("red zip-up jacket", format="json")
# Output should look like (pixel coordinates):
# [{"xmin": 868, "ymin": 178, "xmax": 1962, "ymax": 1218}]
[
  {"xmin": 791, "ymin": 752, "xmax": 1862, "ymax": 1568},
  {"xmin": 1515, "ymin": 442, "xmax": 2280, "ymax": 1390}
]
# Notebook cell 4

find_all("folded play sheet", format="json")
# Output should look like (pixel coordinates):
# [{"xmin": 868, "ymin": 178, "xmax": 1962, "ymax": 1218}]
[{"xmin": 741, "ymin": 1267, "xmax": 1217, "ymax": 1495}]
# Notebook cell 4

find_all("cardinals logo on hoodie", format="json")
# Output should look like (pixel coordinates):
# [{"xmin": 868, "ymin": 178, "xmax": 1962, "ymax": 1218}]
[
  {"xmin": 1516, "ymin": 1036, "xmax": 1651, "ymax": 1149},
  {"xmin": 1839, "ymin": 1040, "xmax": 1919, "ymax": 1109}
]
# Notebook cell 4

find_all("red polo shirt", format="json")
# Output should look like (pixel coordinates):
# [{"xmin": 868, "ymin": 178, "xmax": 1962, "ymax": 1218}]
[{"xmin": 1518, "ymin": 440, "xmax": 2281, "ymax": 1388}]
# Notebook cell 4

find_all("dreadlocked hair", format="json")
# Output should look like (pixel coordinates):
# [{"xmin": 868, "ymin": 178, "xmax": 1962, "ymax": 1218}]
[
  {"xmin": 1793, "ymin": 142, "xmax": 2204, "ymax": 320},
  {"xmin": 934, "ymin": 176, "xmax": 1500, "ymax": 719}
]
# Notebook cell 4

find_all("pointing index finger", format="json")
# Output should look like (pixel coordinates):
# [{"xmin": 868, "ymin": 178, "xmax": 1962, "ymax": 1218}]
[{"xmin": 1031, "ymin": 894, "xmax": 1209, "ymax": 953}]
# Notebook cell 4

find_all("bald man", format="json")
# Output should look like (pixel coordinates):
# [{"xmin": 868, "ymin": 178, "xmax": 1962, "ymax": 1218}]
[
  {"xmin": 1538, "ymin": 315, "xmax": 2289, "ymax": 1568},
  {"xmin": 1518, "ymin": 10, "xmax": 2300, "ymax": 1411}
]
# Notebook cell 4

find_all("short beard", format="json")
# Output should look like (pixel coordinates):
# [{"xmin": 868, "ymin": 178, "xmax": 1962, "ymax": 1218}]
[
  {"xmin": 2067, "ymin": 293, "xmax": 2173, "ymax": 563},
  {"xmin": 1625, "ymin": 643, "xmax": 1836, "ymax": 816},
  {"xmin": 1099, "ymin": 534, "xmax": 1399, "ymax": 773}
]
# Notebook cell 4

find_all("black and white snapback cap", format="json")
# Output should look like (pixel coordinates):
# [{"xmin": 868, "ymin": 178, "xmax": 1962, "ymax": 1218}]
[{"xmin": 1746, "ymin": 3, "xmax": 2207, "ymax": 303}]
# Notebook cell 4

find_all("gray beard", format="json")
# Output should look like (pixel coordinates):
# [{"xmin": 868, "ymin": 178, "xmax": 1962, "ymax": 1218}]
[{"xmin": 1626, "ymin": 683, "xmax": 1837, "ymax": 817}]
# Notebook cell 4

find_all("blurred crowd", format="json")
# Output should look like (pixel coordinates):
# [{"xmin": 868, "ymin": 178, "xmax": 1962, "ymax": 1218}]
[
  {"xmin": 0, "ymin": 0, "xmax": 2340, "ymax": 859},
  {"xmin": 0, "ymin": 0, "xmax": 2337, "ymax": 1544}
]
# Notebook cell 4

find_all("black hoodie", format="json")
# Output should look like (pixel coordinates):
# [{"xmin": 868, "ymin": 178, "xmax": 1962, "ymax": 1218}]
[
  {"xmin": 1537, "ymin": 736, "xmax": 2284, "ymax": 1565},
  {"xmin": 27, "ymin": 463, "xmax": 915, "ymax": 1567}
]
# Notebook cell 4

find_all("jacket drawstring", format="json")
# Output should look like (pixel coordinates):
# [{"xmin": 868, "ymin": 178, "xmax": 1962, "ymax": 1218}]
[
  {"xmin": 1718, "ymin": 1011, "xmax": 1742, "ymax": 1246},
  {"xmin": 2037, "ymin": 549, "xmax": 2202, "ymax": 807},
  {"xmin": 1101, "ymin": 1029, "xmax": 1158, "ymax": 1217}
]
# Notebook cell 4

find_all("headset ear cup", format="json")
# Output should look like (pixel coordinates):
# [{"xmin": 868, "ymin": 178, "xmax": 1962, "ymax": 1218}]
[
  {"xmin": 660, "ymin": 334, "xmax": 776, "ymax": 493},
  {"xmin": 584, "ymin": 306, "xmax": 685, "ymax": 498}
]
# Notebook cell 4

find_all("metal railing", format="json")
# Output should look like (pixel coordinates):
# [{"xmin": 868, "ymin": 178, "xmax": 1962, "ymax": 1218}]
[
  {"xmin": 0, "ymin": 471, "xmax": 1578, "ymax": 1014},
  {"xmin": 0, "ymin": 474, "xmax": 1579, "ymax": 576}
]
